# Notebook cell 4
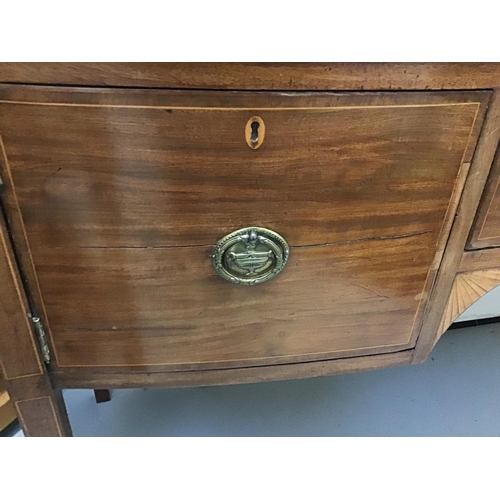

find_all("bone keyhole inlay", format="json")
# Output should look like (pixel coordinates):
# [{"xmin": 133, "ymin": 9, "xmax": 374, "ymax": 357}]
[{"xmin": 245, "ymin": 116, "xmax": 265, "ymax": 149}]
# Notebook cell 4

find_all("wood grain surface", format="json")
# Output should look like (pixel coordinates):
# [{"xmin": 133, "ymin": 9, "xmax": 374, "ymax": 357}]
[
  {"xmin": 468, "ymin": 143, "xmax": 500, "ymax": 249},
  {"xmin": 0, "ymin": 86, "xmax": 488, "ymax": 371},
  {"xmin": 36, "ymin": 237, "xmax": 433, "ymax": 368},
  {"xmin": 412, "ymin": 90, "xmax": 500, "ymax": 362},
  {"xmin": 0, "ymin": 196, "xmax": 43, "ymax": 379},
  {"xmin": 0, "ymin": 89, "xmax": 484, "ymax": 248},
  {"xmin": 0, "ymin": 201, "xmax": 71, "ymax": 436},
  {"xmin": 1, "ymin": 63, "xmax": 500, "ymax": 91},
  {"xmin": 459, "ymin": 247, "xmax": 500, "ymax": 272},
  {"xmin": 52, "ymin": 350, "xmax": 414, "ymax": 389}
]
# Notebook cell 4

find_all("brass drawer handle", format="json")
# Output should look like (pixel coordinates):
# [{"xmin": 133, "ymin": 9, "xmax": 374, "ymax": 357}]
[{"xmin": 211, "ymin": 227, "xmax": 289, "ymax": 285}]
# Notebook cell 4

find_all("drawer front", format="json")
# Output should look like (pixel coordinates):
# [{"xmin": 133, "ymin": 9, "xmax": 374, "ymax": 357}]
[
  {"xmin": 0, "ymin": 86, "xmax": 488, "ymax": 370},
  {"xmin": 468, "ymin": 144, "xmax": 500, "ymax": 249}
]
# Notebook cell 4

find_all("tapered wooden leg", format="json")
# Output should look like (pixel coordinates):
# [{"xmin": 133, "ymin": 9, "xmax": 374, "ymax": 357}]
[
  {"xmin": 94, "ymin": 389, "xmax": 111, "ymax": 404},
  {"xmin": 5, "ymin": 373, "xmax": 72, "ymax": 437}
]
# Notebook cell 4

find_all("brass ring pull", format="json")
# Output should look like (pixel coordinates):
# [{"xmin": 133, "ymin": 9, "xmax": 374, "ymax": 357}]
[{"xmin": 211, "ymin": 227, "xmax": 290, "ymax": 285}]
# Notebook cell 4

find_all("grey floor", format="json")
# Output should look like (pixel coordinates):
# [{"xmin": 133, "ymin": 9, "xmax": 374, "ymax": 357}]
[{"xmin": 15, "ymin": 321, "xmax": 496, "ymax": 437}]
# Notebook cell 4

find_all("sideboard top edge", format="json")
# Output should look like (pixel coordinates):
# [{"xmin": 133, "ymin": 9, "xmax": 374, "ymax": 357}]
[{"xmin": 1, "ymin": 63, "xmax": 500, "ymax": 91}]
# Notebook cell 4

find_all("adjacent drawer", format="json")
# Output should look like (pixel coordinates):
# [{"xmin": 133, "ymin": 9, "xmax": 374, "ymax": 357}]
[
  {"xmin": 468, "ymin": 144, "xmax": 500, "ymax": 249},
  {"xmin": 0, "ymin": 86, "xmax": 489, "ymax": 371}
]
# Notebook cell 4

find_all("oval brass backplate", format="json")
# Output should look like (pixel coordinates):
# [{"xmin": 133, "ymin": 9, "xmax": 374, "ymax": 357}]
[
  {"xmin": 245, "ymin": 116, "xmax": 265, "ymax": 149},
  {"xmin": 211, "ymin": 227, "xmax": 289, "ymax": 285}
]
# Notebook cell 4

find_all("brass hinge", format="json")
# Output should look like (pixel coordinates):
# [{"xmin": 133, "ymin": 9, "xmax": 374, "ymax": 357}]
[{"xmin": 31, "ymin": 316, "xmax": 50, "ymax": 364}]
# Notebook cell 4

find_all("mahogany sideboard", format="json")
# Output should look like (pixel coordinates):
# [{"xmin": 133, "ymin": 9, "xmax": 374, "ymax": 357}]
[{"xmin": 1, "ymin": 63, "xmax": 500, "ymax": 437}]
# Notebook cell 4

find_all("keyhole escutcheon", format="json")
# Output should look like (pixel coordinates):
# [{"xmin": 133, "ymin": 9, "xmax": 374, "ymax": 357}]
[{"xmin": 245, "ymin": 116, "xmax": 265, "ymax": 150}]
